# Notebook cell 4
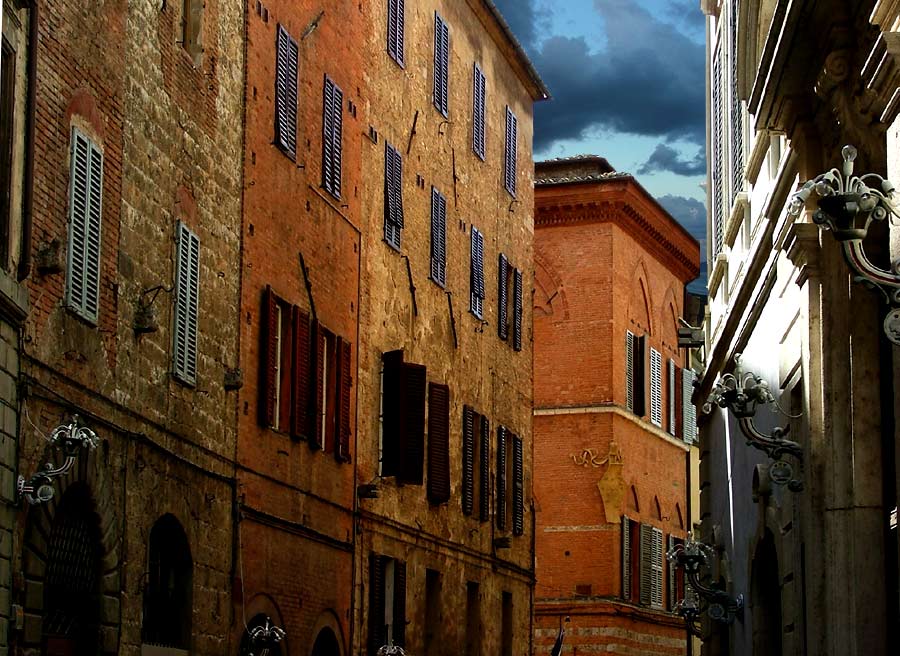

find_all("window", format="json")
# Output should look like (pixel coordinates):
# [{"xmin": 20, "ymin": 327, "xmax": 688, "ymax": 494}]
[
  {"xmin": 381, "ymin": 350, "xmax": 426, "ymax": 482},
  {"xmin": 470, "ymin": 227, "xmax": 485, "ymax": 318},
  {"xmin": 0, "ymin": 37, "xmax": 14, "ymax": 268},
  {"xmin": 274, "ymin": 25, "xmax": 299, "ymax": 158},
  {"xmin": 384, "ymin": 142, "xmax": 404, "ymax": 249},
  {"xmin": 424, "ymin": 569, "xmax": 441, "ymax": 656},
  {"xmin": 639, "ymin": 525, "xmax": 664, "ymax": 609},
  {"xmin": 66, "ymin": 127, "xmax": 103, "ymax": 324},
  {"xmin": 649, "ymin": 347, "xmax": 662, "ymax": 427},
  {"xmin": 472, "ymin": 64, "xmax": 486, "ymax": 159},
  {"xmin": 465, "ymin": 582, "xmax": 481, "ymax": 656},
  {"xmin": 462, "ymin": 406, "xmax": 476, "ymax": 516},
  {"xmin": 462, "ymin": 407, "xmax": 490, "ymax": 521},
  {"xmin": 625, "ymin": 332, "xmax": 646, "ymax": 416},
  {"xmin": 427, "ymin": 383, "xmax": 450, "ymax": 504},
  {"xmin": 312, "ymin": 323, "xmax": 353, "ymax": 459},
  {"xmin": 501, "ymin": 592, "xmax": 513, "ymax": 656},
  {"xmin": 512, "ymin": 435, "xmax": 524, "ymax": 536},
  {"xmin": 512, "ymin": 268, "xmax": 523, "ymax": 351},
  {"xmin": 497, "ymin": 255, "xmax": 522, "ymax": 349},
  {"xmin": 182, "ymin": 0, "xmax": 203, "ymax": 63},
  {"xmin": 173, "ymin": 222, "xmax": 200, "ymax": 386},
  {"xmin": 504, "ymin": 107, "xmax": 518, "ymax": 196},
  {"xmin": 668, "ymin": 359, "xmax": 677, "ymax": 435},
  {"xmin": 621, "ymin": 516, "xmax": 640, "ymax": 601},
  {"xmin": 143, "ymin": 514, "xmax": 192, "ymax": 649},
  {"xmin": 433, "ymin": 12, "xmax": 449, "ymax": 116},
  {"xmin": 729, "ymin": 0, "xmax": 744, "ymax": 203},
  {"xmin": 711, "ymin": 44, "xmax": 724, "ymax": 259},
  {"xmin": 430, "ymin": 187, "xmax": 447, "ymax": 287},
  {"xmin": 322, "ymin": 75, "xmax": 344, "ymax": 199},
  {"xmin": 479, "ymin": 413, "xmax": 490, "ymax": 521},
  {"xmin": 495, "ymin": 426, "xmax": 520, "ymax": 532},
  {"xmin": 682, "ymin": 368, "xmax": 697, "ymax": 443},
  {"xmin": 369, "ymin": 554, "xmax": 406, "ymax": 655},
  {"xmin": 387, "ymin": 0, "xmax": 405, "ymax": 66}
]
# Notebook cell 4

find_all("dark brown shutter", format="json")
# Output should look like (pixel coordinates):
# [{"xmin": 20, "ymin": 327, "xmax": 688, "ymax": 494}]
[
  {"xmin": 622, "ymin": 516, "xmax": 631, "ymax": 600},
  {"xmin": 640, "ymin": 523, "xmax": 652, "ymax": 605},
  {"xmin": 399, "ymin": 362, "xmax": 427, "ymax": 485},
  {"xmin": 498, "ymin": 254, "xmax": 509, "ymax": 340},
  {"xmin": 479, "ymin": 415, "xmax": 490, "ymax": 521},
  {"xmin": 369, "ymin": 554, "xmax": 387, "ymax": 655},
  {"xmin": 496, "ymin": 425, "xmax": 507, "ymax": 531},
  {"xmin": 633, "ymin": 335, "xmax": 646, "ymax": 417},
  {"xmin": 674, "ymin": 364, "xmax": 683, "ymax": 438},
  {"xmin": 512, "ymin": 435, "xmax": 524, "ymax": 536},
  {"xmin": 513, "ymin": 268, "xmax": 523, "ymax": 351},
  {"xmin": 462, "ymin": 406, "xmax": 475, "ymax": 516},
  {"xmin": 381, "ymin": 351, "xmax": 404, "ymax": 476},
  {"xmin": 311, "ymin": 320, "xmax": 325, "ymax": 449},
  {"xmin": 290, "ymin": 306, "xmax": 311, "ymax": 439},
  {"xmin": 393, "ymin": 559, "xmax": 407, "ymax": 647},
  {"xmin": 337, "ymin": 337, "xmax": 352, "ymax": 462},
  {"xmin": 259, "ymin": 286, "xmax": 278, "ymax": 427},
  {"xmin": 427, "ymin": 383, "xmax": 451, "ymax": 503}
]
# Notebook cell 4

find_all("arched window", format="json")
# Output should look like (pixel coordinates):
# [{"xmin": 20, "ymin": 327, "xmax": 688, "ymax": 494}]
[{"xmin": 143, "ymin": 514, "xmax": 193, "ymax": 649}]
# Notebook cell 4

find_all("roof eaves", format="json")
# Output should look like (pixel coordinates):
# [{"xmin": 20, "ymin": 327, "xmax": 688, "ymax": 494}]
[{"xmin": 480, "ymin": 0, "xmax": 551, "ymax": 101}]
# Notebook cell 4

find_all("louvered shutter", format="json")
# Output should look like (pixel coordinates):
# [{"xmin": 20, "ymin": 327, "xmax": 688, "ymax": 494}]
[
  {"xmin": 323, "ymin": 76, "xmax": 343, "ymax": 199},
  {"xmin": 172, "ymin": 222, "xmax": 200, "ymax": 385},
  {"xmin": 387, "ymin": 0, "xmax": 405, "ymax": 66},
  {"xmin": 368, "ymin": 554, "xmax": 387, "ymax": 656},
  {"xmin": 504, "ymin": 107, "xmax": 518, "ymax": 196},
  {"xmin": 473, "ymin": 64, "xmax": 486, "ymax": 159},
  {"xmin": 311, "ymin": 321, "xmax": 326, "ymax": 450},
  {"xmin": 66, "ymin": 128, "xmax": 103, "ymax": 324},
  {"xmin": 430, "ymin": 187, "xmax": 446, "ymax": 286},
  {"xmin": 479, "ymin": 415, "xmax": 490, "ymax": 522},
  {"xmin": 512, "ymin": 435, "xmax": 524, "ymax": 536},
  {"xmin": 674, "ymin": 364, "xmax": 684, "ymax": 438},
  {"xmin": 462, "ymin": 406, "xmax": 475, "ymax": 516},
  {"xmin": 682, "ymin": 368, "xmax": 696, "ymax": 443},
  {"xmin": 384, "ymin": 143, "xmax": 403, "ymax": 248},
  {"xmin": 337, "ymin": 337, "xmax": 352, "ymax": 461},
  {"xmin": 399, "ymin": 362, "xmax": 426, "ymax": 484},
  {"xmin": 381, "ymin": 351, "xmax": 404, "ymax": 477},
  {"xmin": 649, "ymin": 348, "xmax": 662, "ymax": 427},
  {"xmin": 633, "ymin": 335, "xmax": 646, "ymax": 417},
  {"xmin": 274, "ymin": 25, "xmax": 298, "ymax": 157},
  {"xmin": 667, "ymin": 535, "xmax": 676, "ymax": 610},
  {"xmin": 651, "ymin": 528, "xmax": 664, "ymax": 609},
  {"xmin": 291, "ymin": 307, "xmax": 311, "ymax": 439},
  {"xmin": 513, "ymin": 268, "xmax": 523, "ymax": 351},
  {"xmin": 712, "ymin": 44, "xmax": 724, "ymax": 259},
  {"xmin": 640, "ymin": 524, "xmax": 652, "ymax": 605},
  {"xmin": 729, "ymin": 0, "xmax": 743, "ymax": 202},
  {"xmin": 625, "ymin": 332, "xmax": 634, "ymax": 412},
  {"xmin": 427, "ymin": 383, "xmax": 451, "ymax": 504},
  {"xmin": 259, "ymin": 287, "xmax": 279, "ymax": 427},
  {"xmin": 496, "ymin": 425, "xmax": 507, "ymax": 531},
  {"xmin": 470, "ymin": 228, "xmax": 485, "ymax": 317},
  {"xmin": 393, "ymin": 560, "xmax": 407, "ymax": 647},
  {"xmin": 433, "ymin": 13, "xmax": 449, "ymax": 116},
  {"xmin": 622, "ymin": 516, "xmax": 631, "ymax": 599},
  {"xmin": 667, "ymin": 359, "xmax": 676, "ymax": 435},
  {"xmin": 498, "ymin": 254, "xmax": 509, "ymax": 340}
]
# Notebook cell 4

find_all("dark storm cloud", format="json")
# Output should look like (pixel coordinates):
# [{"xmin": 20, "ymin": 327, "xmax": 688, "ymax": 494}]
[
  {"xmin": 637, "ymin": 144, "xmax": 706, "ymax": 176},
  {"xmin": 656, "ymin": 194, "xmax": 707, "ymax": 252}
]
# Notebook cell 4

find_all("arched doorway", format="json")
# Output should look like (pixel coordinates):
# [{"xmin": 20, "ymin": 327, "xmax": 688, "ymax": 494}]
[
  {"xmin": 751, "ymin": 530, "xmax": 782, "ymax": 656},
  {"xmin": 42, "ymin": 483, "xmax": 102, "ymax": 655},
  {"xmin": 142, "ymin": 514, "xmax": 193, "ymax": 649},
  {"xmin": 311, "ymin": 627, "xmax": 340, "ymax": 656}
]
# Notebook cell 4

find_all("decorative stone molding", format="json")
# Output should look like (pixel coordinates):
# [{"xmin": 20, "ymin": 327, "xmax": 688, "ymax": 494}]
[
  {"xmin": 724, "ymin": 192, "xmax": 750, "ymax": 249},
  {"xmin": 707, "ymin": 253, "xmax": 729, "ymax": 298},
  {"xmin": 783, "ymin": 222, "xmax": 821, "ymax": 288}
]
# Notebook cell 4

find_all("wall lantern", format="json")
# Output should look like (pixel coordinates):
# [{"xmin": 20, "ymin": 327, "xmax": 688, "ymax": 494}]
[
  {"xmin": 667, "ymin": 534, "xmax": 743, "ymax": 627},
  {"xmin": 17, "ymin": 415, "xmax": 99, "ymax": 505},
  {"xmin": 247, "ymin": 617, "xmax": 286, "ymax": 656},
  {"xmin": 789, "ymin": 144, "xmax": 900, "ymax": 344},
  {"xmin": 703, "ymin": 354, "xmax": 803, "ymax": 490},
  {"xmin": 376, "ymin": 646, "xmax": 406, "ymax": 656}
]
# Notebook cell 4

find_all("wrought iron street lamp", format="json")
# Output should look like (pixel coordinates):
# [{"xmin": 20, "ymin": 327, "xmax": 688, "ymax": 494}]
[
  {"xmin": 667, "ymin": 534, "xmax": 743, "ymax": 627},
  {"xmin": 789, "ymin": 144, "xmax": 900, "ymax": 344},
  {"xmin": 247, "ymin": 617, "xmax": 286, "ymax": 656}
]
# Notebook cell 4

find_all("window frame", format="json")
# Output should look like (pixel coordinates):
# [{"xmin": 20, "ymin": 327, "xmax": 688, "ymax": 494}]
[{"xmin": 172, "ymin": 221, "xmax": 200, "ymax": 387}]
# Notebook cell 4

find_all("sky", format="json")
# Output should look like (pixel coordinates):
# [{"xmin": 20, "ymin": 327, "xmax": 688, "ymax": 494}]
[{"xmin": 493, "ymin": 0, "xmax": 708, "ymax": 288}]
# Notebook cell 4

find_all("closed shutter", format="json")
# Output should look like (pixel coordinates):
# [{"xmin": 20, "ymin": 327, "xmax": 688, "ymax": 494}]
[
  {"xmin": 479, "ymin": 415, "xmax": 490, "ymax": 521},
  {"xmin": 259, "ymin": 287, "xmax": 279, "ymax": 427},
  {"xmin": 625, "ymin": 332, "xmax": 634, "ymax": 412},
  {"xmin": 674, "ymin": 364, "xmax": 683, "ymax": 437},
  {"xmin": 498, "ymin": 254, "xmax": 509, "ymax": 340},
  {"xmin": 387, "ymin": 0, "xmax": 405, "ymax": 66},
  {"xmin": 433, "ymin": 13, "xmax": 449, "ymax": 116},
  {"xmin": 430, "ymin": 187, "xmax": 446, "ymax": 286},
  {"xmin": 291, "ymin": 307, "xmax": 312, "ymax": 439},
  {"xmin": 649, "ymin": 348, "xmax": 662, "ymax": 426},
  {"xmin": 173, "ymin": 222, "xmax": 200, "ymax": 385},
  {"xmin": 712, "ymin": 44, "xmax": 724, "ymax": 259},
  {"xmin": 399, "ymin": 362, "xmax": 426, "ymax": 484},
  {"xmin": 66, "ymin": 128, "xmax": 103, "ymax": 324},
  {"xmin": 651, "ymin": 528, "xmax": 664, "ymax": 609},
  {"xmin": 427, "ymin": 383, "xmax": 451, "ymax": 504},
  {"xmin": 470, "ymin": 227, "xmax": 485, "ymax": 317},
  {"xmin": 512, "ymin": 435, "xmax": 524, "ymax": 536},
  {"xmin": 513, "ymin": 268, "xmax": 523, "ymax": 351},
  {"xmin": 504, "ymin": 107, "xmax": 518, "ymax": 196},
  {"xmin": 311, "ymin": 321, "xmax": 326, "ymax": 449},
  {"xmin": 473, "ymin": 63, "xmax": 486, "ymax": 159},
  {"xmin": 384, "ymin": 143, "xmax": 403, "ymax": 248},
  {"xmin": 322, "ymin": 75, "xmax": 343, "ymax": 199},
  {"xmin": 337, "ymin": 337, "xmax": 352, "ymax": 461},
  {"xmin": 622, "ymin": 516, "xmax": 631, "ymax": 600},
  {"xmin": 729, "ymin": 0, "xmax": 743, "ymax": 202},
  {"xmin": 496, "ymin": 425, "xmax": 507, "ymax": 531},
  {"xmin": 667, "ymin": 535, "xmax": 676, "ymax": 610},
  {"xmin": 274, "ymin": 25, "xmax": 298, "ymax": 157},
  {"xmin": 462, "ymin": 406, "xmax": 475, "ymax": 516},
  {"xmin": 393, "ymin": 560, "xmax": 407, "ymax": 647},
  {"xmin": 682, "ymin": 368, "xmax": 696, "ymax": 443},
  {"xmin": 633, "ymin": 335, "xmax": 646, "ymax": 417},
  {"xmin": 667, "ymin": 359, "xmax": 676, "ymax": 435},
  {"xmin": 640, "ymin": 524, "xmax": 652, "ymax": 605},
  {"xmin": 368, "ymin": 554, "xmax": 387, "ymax": 656},
  {"xmin": 381, "ymin": 351, "xmax": 404, "ymax": 476}
]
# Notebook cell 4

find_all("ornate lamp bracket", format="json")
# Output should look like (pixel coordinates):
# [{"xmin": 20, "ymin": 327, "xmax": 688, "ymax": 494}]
[
  {"xmin": 667, "ymin": 534, "xmax": 744, "ymax": 627},
  {"xmin": 703, "ymin": 354, "xmax": 804, "ymax": 491},
  {"xmin": 17, "ymin": 415, "xmax": 100, "ymax": 505},
  {"xmin": 789, "ymin": 144, "xmax": 900, "ymax": 344},
  {"xmin": 247, "ymin": 617, "xmax": 287, "ymax": 656}
]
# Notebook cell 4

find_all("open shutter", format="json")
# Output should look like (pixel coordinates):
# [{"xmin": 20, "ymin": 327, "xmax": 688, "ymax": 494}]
[
  {"xmin": 473, "ymin": 64, "xmax": 486, "ymax": 159},
  {"xmin": 311, "ymin": 321, "xmax": 326, "ymax": 449},
  {"xmin": 274, "ymin": 25, "xmax": 298, "ymax": 157},
  {"xmin": 399, "ymin": 362, "xmax": 426, "ymax": 484},
  {"xmin": 682, "ymin": 368, "xmax": 696, "ymax": 443},
  {"xmin": 337, "ymin": 337, "xmax": 352, "ymax": 461},
  {"xmin": 433, "ymin": 13, "xmax": 449, "ymax": 116},
  {"xmin": 625, "ymin": 332, "xmax": 635, "ymax": 412},
  {"xmin": 462, "ymin": 406, "xmax": 475, "ymax": 516},
  {"xmin": 640, "ymin": 524, "xmax": 652, "ymax": 605},
  {"xmin": 393, "ymin": 560, "xmax": 407, "ymax": 648},
  {"xmin": 512, "ymin": 435, "xmax": 524, "ymax": 536},
  {"xmin": 675, "ymin": 364, "xmax": 684, "ymax": 438},
  {"xmin": 173, "ymin": 222, "xmax": 200, "ymax": 385},
  {"xmin": 498, "ymin": 254, "xmax": 509, "ymax": 340},
  {"xmin": 649, "ymin": 348, "xmax": 662, "ymax": 426},
  {"xmin": 668, "ymin": 359, "xmax": 676, "ymax": 435},
  {"xmin": 66, "ymin": 129, "xmax": 103, "ymax": 324},
  {"xmin": 384, "ymin": 144, "xmax": 404, "ymax": 248},
  {"xmin": 259, "ymin": 287, "xmax": 279, "ymax": 427},
  {"xmin": 633, "ymin": 335, "xmax": 646, "ymax": 417},
  {"xmin": 381, "ymin": 351, "xmax": 404, "ymax": 476},
  {"xmin": 323, "ymin": 76, "xmax": 343, "ymax": 199},
  {"xmin": 470, "ymin": 228, "xmax": 485, "ymax": 317},
  {"xmin": 387, "ymin": 0, "xmax": 405, "ymax": 66},
  {"xmin": 504, "ymin": 107, "xmax": 518, "ymax": 196},
  {"xmin": 513, "ymin": 268, "xmax": 523, "ymax": 351},
  {"xmin": 430, "ymin": 188, "xmax": 446, "ymax": 286},
  {"xmin": 427, "ymin": 383, "xmax": 451, "ymax": 503},
  {"xmin": 479, "ymin": 416, "xmax": 490, "ymax": 521},
  {"xmin": 368, "ymin": 554, "xmax": 387, "ymax": 655},
  {"xmin": 667, "ymin": 535, "xmax": 676, "ymax": 610},
  {"xmin": 291, "ymin": 307, "xmax": 311, "ymax": 439},
  {"xmin": 622, "ymin": 516, "xmax": 631, "ymax": 599},
  {"xmin": 496, "ymin": 426, "xmax": 507, "ymax": 531},
  {"xmin": 651, "ymin": 528, "xmax": 664, "ymax": 608}
]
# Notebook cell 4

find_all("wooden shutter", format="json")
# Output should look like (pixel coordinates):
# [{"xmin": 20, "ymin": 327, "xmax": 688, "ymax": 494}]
[
  {"xmin": 513, "ymin": 268, "xmax": 523, "ymax": 351},
  {"xmin": 311, "ymin": 320, "xmax": 326, "ymax": 450},
  {"xmin": 504, "ymin": 107, "xmax": 518, "ymax": 196},
  {"xmin": 399, "ymin": 362, "xmax": 427, "ymax": 484},
  {"xmin": 512, "ymin": 435, "xmax": 524, "ymax": 536},
  {"xmin": 496, "ymin": 425, "xmax": 507, "ymax": 531},
  {"xmin": 651, "ymin": 528, "xmax": 664, "ymax": 608},
  {"xmin": 473, "ymin": 63, "xmax": 486, "ymax": 159},
  {"xmin": 433, "ymin": 12, "xmax": 449, "ymax": 116},
  {"xmin": 633, "ymin": 335, "xmax": 646, "ymax": 417},
  {"xmin": 682, "ymin": 368, "xmax": 696, "ymax": 443},
  {"xmin": 393, "ymin": 559, "xmax": 407, "ymax": 647},
  {"xmin": 625, "ymin": 331, "xmax": 634, "ymax": 411},
  {"xmin": 387, "ymin": 0, "xmax": 405, "ymax": 66},
  {"xmin": 381, "ymin": 350, "xmax": 404, "ymax": 476},
  {"xmin": 667, "ymin": 535, "xmax": 676, "ymax": 610},
  {"xmin": 430, "ymin": 187, "xmax": 446, "ymax": 286},
  {"xmin": 622, "ymin": 516, "xmax": 631, "ymax": 599},
  {"xmin": 290, "ymin": 307, "xmax": 311, "ymax": 440},
  {"xmin": 323, "ymin": 75, "xmax": 343, "ymax": 199},
  {"xmin": 368, "ymin": 554, "xmax": 387, "ymax": 655},
  {"xmin": 66, "ymin": 128, "xmax": 103, "ymax": 324},
  {"xmin": 274, "ymin": 25, "xmax": 298, "ymax": 157},
  {"xmin": 674, "ymin": 364, "xmax": 684, "ymax": 438},
  {"xmin": 470, "ymin": 228, "xmax": 485, "ymax": 317},
  {"xmin": 462, "ymin": 406, "xmax": 475, "ymax": 516},
  {"xmin": 667, "ymin": 359, "xmax": 676, "ymax": 435},
  {"xmin": 427, "ymin": 383, "xmax": 451, "ymax": 503},
  {"xmin": 479, "ymin": 415, "xmax": 490, "ymax": 521},
  {"xmin": 259, "ymin": 286, "xmax": 279, "ymax": 427},
  {"xmin": 337, "ymin": 337, "xmax": 352, "ymax": 461},
  {"xmin": 498, "ymin": 254, "xmax": 509, "ymax": 340},
  {"xmin": 649, "ymin": 348, "xmax": 662, "ymax": 426},
  {"xmin": 639, "ymin": 524, "xmax": 652, "ymax": 605},
  {"xmin": 173, "ymin": 222, "xmax": 200, "ymax": 385},
  {"xmin": 712, "ymin": 44, "xmax": 724, "ymax": 259},
  {"xmin": 729, "ymin": 0, "xmax": 744, "ymax": 203},
  {"xmin": 384, "ymin": 143, "xmax": 403, "ymax": 248}
]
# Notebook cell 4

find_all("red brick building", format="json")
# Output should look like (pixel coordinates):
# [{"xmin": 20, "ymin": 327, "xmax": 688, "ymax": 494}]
[{"xmin": 532, "ymin": 156, "xmax": 700, "ymax": 656}]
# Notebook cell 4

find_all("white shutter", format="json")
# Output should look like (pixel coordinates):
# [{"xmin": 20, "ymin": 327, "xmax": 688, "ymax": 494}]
[
  {"xmin": 639, "ymin": 524, "xmax": 652, "ymax": 605},
  {"xmin": 668, "ymin": 359, "xmax": 676, "ymax": 435},
  {"xmin": 650, "ymin": 348, "xmax": 662, "ymax": 427},
  {"xmin": 625, "ymin": 332, "xmax": 635, "ymax": 411},
  {"xmin": 651, "ymin": 528, "xmax": 664, "ymax": 609},
  {"xmin": 66, "ymin": 128, "xmax": 103, "ymax": 324},
  {"xmin": 173, "ymin": 222, "xmax": 200, "ymax": 385},
  {"xmin": 683, "ymin": 368, "xmax": 697, "ymax": 443},
  {"xmin": 622, "ymin": 516, "xmax": 631, "ymax": 600}
]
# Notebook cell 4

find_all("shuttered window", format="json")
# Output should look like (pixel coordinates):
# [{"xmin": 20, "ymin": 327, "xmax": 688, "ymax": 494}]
[
  {"xmin": 172, "ymin": 222, "xmax": 200, "ymax": 385},
  {"xmin": 259, "ymin": 287, "xmax": 280, "ymax": 428},
  {"xmin": 337, "ymin": 337, "xmax": 352, "ymax": 461},
  {"xmin": 625, "ymin": 332, "xmax": 635, "ymax": 411},
  {"xmin": 322, "ymin": 75, "xmax": 344, "ymax": 199},
  {"xmin": 712, "ymin": 44, "xmax": 724, "ymax": 259},
  {"xmin": 651, "ymin": 527, "xmax": 664, "ymax": 609},
  {"xmin": 274, "ymin": 25, "xmax": 299, "ymax": 158},
  {"xmin": 512, "ymin": 435, "xmax": 524, "ymax": 536},
  {"xmin": 470, "ymin": 227, "xmax": 485, "ymax": 318},
  {"xmin": 633, "ymin": 335, "xmax": 646, "ymax": 417},
  {"xmin": 667, "ymin": 359, "xmax": 676, "ymax": 435},
  {"xmin": 387, "ymin": 0, "xmax": 405, "ymax": 67},
  {"xmin": 622, "ymin": 516, "xmax": 631, "ymax": 599},
  {"xmin": 639, "ymin": 524, "xmax": 653, "ymax": 605},
  {"xmin": 462, "ymin": 406, "xmax": 475, "ymax": 516},
  {"xmin": 433, "ymin": 12, "xmax": 449, "ymax": 116},
  {"xmin": 498, "ymin": 254, "xmax": 509, "ymax": 340},
  {"xmin": 473, "ymin": 63, "xmax": 486, "ymax": 160},
  {"xmin": 369, "ymin": 554, "xmax": 407, "ymax": 655},
  {"xmin": 729, "ymin": 0, "xmax": 743, "ymax": 203},
  {"xmin": 384, "ymin": 143, "xmax": 404, "ymax": 249},
  {"xmin": 504, "ymin": 107, "xmax": 518, "ymax": 196},
  {"xmin": 649, "ymin": 348, "xmax": 662, "ymax": 427},
  {"xmin": 674, "ymin": 363, "xmax": 684, "ymax": 438},
  {"xmin": 291, "ymin": 307, "xmax": 312, "ymax": 439},
  {"xmin": 479, "ymin": 414, "xmax": 490, "ymax": 522},
  {"xmin": 682, "ymin": 368, "xmax": 697, "ymax": 443},
  {"xmin": 496, "ymin": 425, "xmax": 507, "ymax": 531},
  {"xmin": 430, "ymin": 187, "xmax": 447, "ymax": 287},
  {"xmin": 427, "ymin": 383, "xmax": 451, "ymax": 504},
  {"xmin": 66, "ymin": 128, "xmax": 103, "ymax": 324},
  {"xmin": 312, "ymin": 322, "xmax": 329, "ymax": 450},
  {"xmin": 513, "ymin": 268, "xmax": 523, "ymax": 351},
  {"xmin": 381, "ymin": 350, "xmax": 426, "ymax": 483}
]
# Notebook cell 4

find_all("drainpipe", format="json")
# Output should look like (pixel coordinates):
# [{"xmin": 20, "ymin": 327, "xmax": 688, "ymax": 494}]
[{"xmin": 17, "ymin": 0, "xmax": 38, "ymax": 282}]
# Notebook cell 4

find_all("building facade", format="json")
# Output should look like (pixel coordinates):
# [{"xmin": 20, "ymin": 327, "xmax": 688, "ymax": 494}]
[
  {"xmin": 531, "ymin": 156, "xmax": 700, "ymax": 656},
  {"xmin": 699, "ymin": 0, "xmax": 900, "ymax": 654},
  {"xmin": 353, "ymin": 2, "xmax": 547, "ymax": 656}
]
